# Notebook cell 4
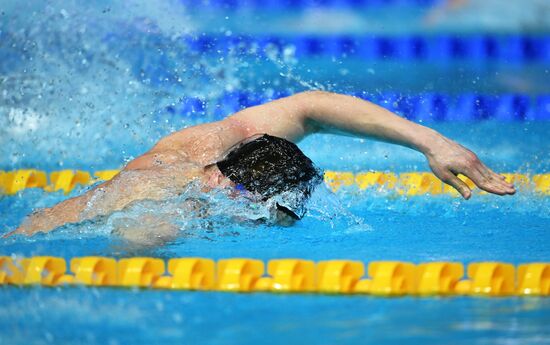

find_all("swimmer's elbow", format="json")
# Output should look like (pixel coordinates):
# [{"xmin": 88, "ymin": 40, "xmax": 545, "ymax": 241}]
[
  {"xmin": 291, "ymin": 91, "xmax": 336, "ymax": 131},
  {"xmin": 293, "ymin": 90, "xmax": 337, "ymax": 106},
  {"xmin": 295, "ymin": 90, "xmax": 334, "ymax": 98},
  {"xmin": 292, "ymin": 90, "xmax": 335, "ymax": 115}
]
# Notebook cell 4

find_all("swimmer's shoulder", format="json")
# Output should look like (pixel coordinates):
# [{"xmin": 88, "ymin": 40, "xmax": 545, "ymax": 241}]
[
  {"xmin": 150, "ymin": 120, "xmax": 254, "ymax": 163},
  {"xmin": 126, "ymin": 117, "xmax": 254, "ymax": 172}
]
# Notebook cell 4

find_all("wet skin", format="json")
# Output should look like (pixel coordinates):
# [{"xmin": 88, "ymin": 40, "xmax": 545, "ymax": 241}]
[{"xmin": 8, "ymin": 91, "xmax": 515, "ymax": 238}]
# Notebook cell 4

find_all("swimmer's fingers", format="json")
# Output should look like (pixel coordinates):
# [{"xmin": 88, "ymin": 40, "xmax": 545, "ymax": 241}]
[
  {"xmin": 3, "ymin": 212, "xmax": 46, "ymax": 238},
  {"xmin": 425, "ymin": 136, "xmax": 515, "ymax": 199},
  {"xmin": 480, "ymin": 165, "xmax": 515, "ymax": 193},
  {"xmin": 1, "ymin": 229, "xmax": 17, "ymax": 238},
  {"xmin": 441, "ymin": 172, "xmax": 472, "ymax": 199},
  {"xmin": 1, "ymin": 226, "xmax": 30, "ymax": 238},
  {"xmin": 428, "ymin": 156, "xmax": 473, "ymax": 199},
  {"xmin": 482, "ymin": 165, "xmax": 515, "ymax": 189},
  {"xmin": 441, "ymin": 146, "xmax": 516, "ymax": 197},
  {"xmin": 465, "ymin": 165, "xmax": 516, "ymax": 196}
]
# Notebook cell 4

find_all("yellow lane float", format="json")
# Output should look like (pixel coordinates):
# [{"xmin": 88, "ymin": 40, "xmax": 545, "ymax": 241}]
[
  {"xmin": 2, "ymin": 256, "xmax": 548, "ymax": 297},
  {"xmin": 3, "ymin": 169, "xmax": 547, "ymax": 196}
]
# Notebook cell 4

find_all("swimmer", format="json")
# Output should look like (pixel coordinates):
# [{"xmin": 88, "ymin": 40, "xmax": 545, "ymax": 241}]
[{"xmin": 9, "ymin": 91, "xmax": 515, "ymax": 238}]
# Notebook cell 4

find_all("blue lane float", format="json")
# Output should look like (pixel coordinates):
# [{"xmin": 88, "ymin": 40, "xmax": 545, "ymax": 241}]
[
  {"xmin": 180, "ymin": 34, "xmax": 550, "ymax": 63},
  {"xmin": 181, "ymin": 0, "xmax": 440, "ymax": 11},
  {"xmin": 103, "ymin": 33, "xmax": 550, "ymax": 88},
  {"xmin": 165, "ymin": 92, "xmax": 550, "ymax": 121}
]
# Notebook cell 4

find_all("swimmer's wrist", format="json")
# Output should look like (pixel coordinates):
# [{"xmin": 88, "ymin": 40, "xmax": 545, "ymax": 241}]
[{"xmin": 413, "ymin": 127, "xmax": 445, "ymax": 156}]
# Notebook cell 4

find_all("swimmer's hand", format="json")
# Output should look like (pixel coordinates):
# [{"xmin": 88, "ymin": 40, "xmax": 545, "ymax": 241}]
[
  {"xmin": 4, "ymin": 193, "xmax": 88, "ymax": 238},
  {"xmin": 3, "ymin": 212, "xmax": 46, "ymax": 238},
  {"xmin": 424, "ymin": 135, "xmax": 516, "ymax": 199}
]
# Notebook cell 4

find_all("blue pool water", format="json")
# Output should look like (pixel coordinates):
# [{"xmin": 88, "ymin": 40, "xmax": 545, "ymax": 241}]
[
  {"xmin": 1, "ymin": 0, "xmax": 550, "ymax": 344},
  {"xmin": 1, "ymin": 290, "xmax": 549, "ymax": 345}
]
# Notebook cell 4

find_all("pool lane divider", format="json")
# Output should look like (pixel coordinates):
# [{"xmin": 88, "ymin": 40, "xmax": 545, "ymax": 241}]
[
  {"xmin": 185, "ymin": 0, "xmax": 439, "ymax": 11},
  {"xmin": 179, "ymin": 34, "xmax": 550, "ymax": 63},
  {"xmin": 169, "ymin": 92, "xmax": 550, "ymax": 121},
  {"xmin": 0, "ymin": 256, "xmax": 548, "ymax": 296},
  {"xmin": 0, "ymin": 169, "xmax": 549, "ymax": 196},
  {"xmin": 0, "ymin": 169, "xmax": 119, "ymax": 195}
]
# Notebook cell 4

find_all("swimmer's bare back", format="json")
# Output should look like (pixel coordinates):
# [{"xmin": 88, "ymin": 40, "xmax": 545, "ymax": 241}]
[{"xmin": 8, "ymin": 91, "xmax": 515, "ymax": 237}]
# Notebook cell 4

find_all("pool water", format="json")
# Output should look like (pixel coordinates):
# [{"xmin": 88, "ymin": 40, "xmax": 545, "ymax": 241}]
[
  {"xmin": 1, "ymin": 0, "xmax": 549, "ymax": 344},
  {"xmin": 2, "ymin": 290, "xmax": 549, "ymax": 345}
]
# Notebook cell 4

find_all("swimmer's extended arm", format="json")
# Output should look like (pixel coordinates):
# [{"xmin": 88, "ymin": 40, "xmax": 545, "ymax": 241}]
[{"xmin": 232, "ymin": 91, "xmax": 515, "ymax": 198}]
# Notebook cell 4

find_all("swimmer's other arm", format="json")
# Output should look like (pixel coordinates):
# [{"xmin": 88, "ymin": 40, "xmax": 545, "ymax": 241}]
[
  {"xmin": 231, "ymin": 91, "xmax": 515, "ymax": 198},
  {"xmin": 7, "ymin": 167, "xmax": 192, "ymax": 237}
]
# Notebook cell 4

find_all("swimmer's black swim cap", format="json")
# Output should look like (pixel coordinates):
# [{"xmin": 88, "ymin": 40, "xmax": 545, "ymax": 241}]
[{"xmin": 216, "ymin": 134, "xmax": 323, "ymax": 219}]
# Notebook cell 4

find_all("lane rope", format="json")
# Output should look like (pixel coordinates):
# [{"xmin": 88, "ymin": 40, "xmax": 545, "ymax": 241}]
[
  {"xmin": 165, "ymin": 91, "xmax": 550, "ymax": 122},
  {"xmin": 0, "ymin": 169, "xmax": 548, "ymax": 196},
  {"xmin": 1, "ymin": 256, "xmax": 548, "ymax": 296},
  {"xmin": 154, "ymin": 34, "xmax": 550, "ymax": 63},
  {"xmin": 183, "ymin": 0, "xmax": 440, "ymax": 11}
]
